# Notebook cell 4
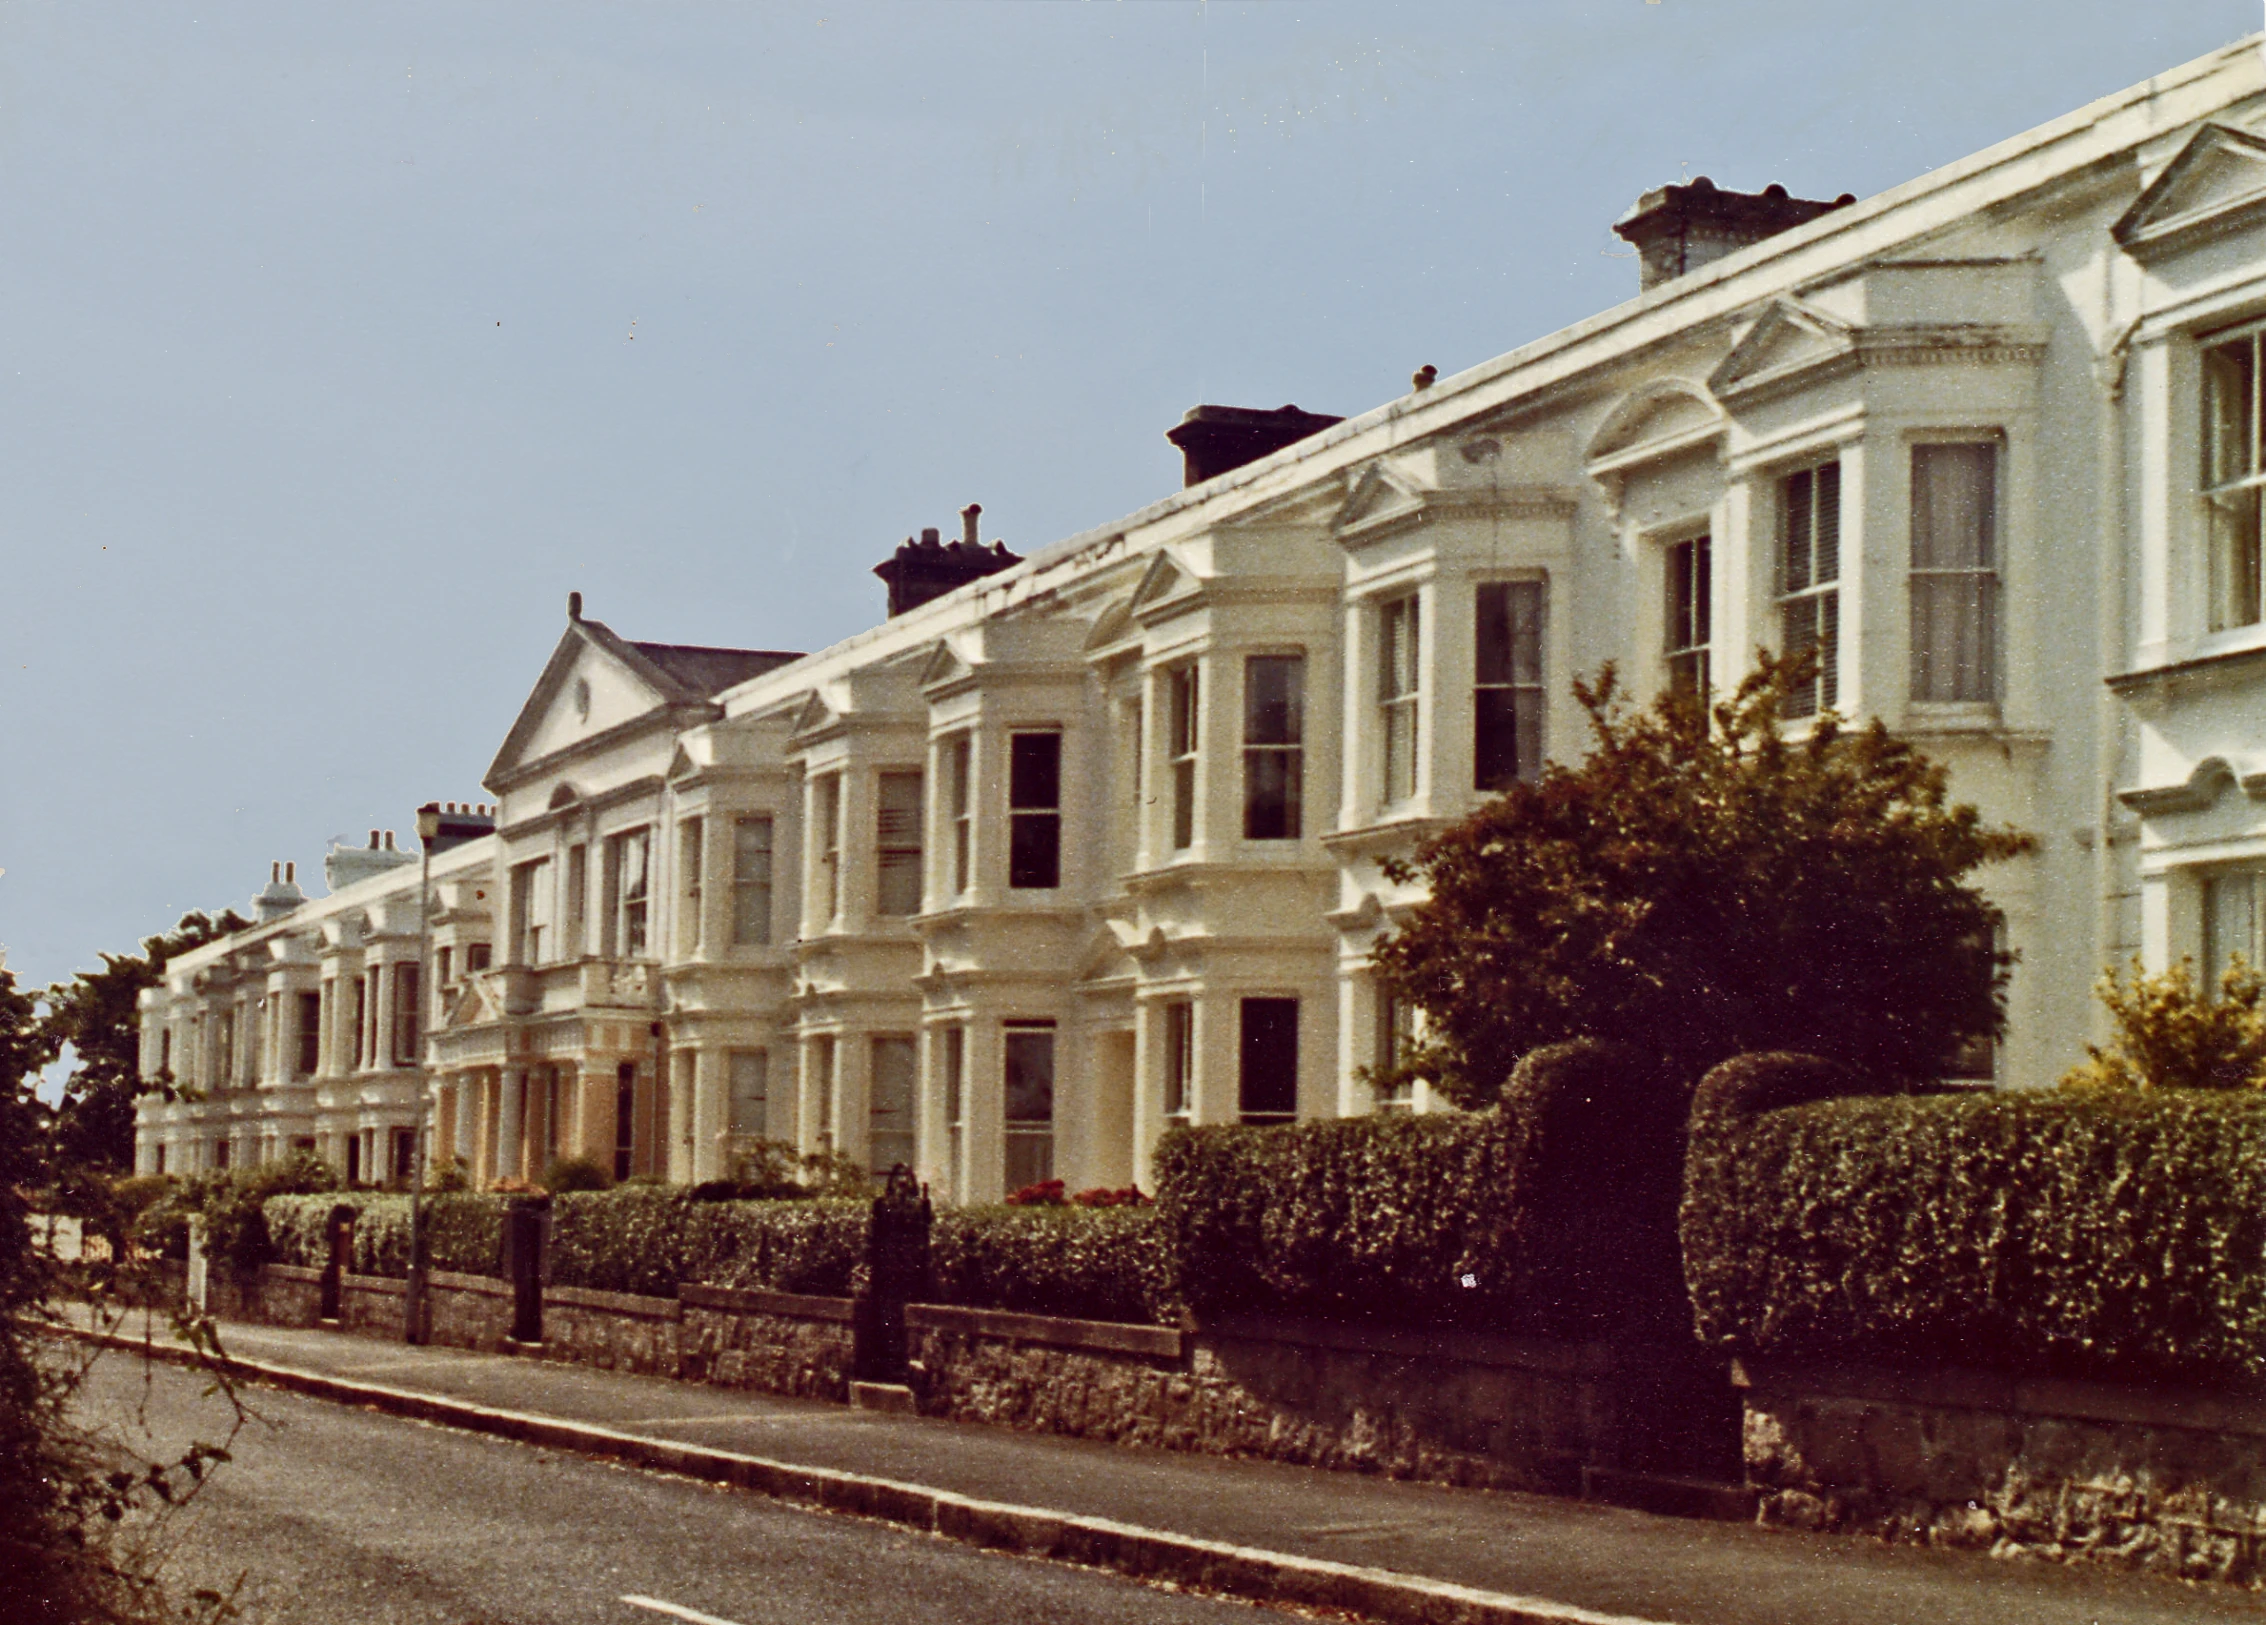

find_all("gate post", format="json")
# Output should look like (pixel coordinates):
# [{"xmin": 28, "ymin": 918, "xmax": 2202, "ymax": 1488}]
[
  {"xmin": 502, "ymin": 1197, "xmax": 549, "ymax": 1346},
  {"xmin": 852, "ymin": 1165, "xmax": 930, "ymax": 1387},
  {"xmin": 318, "ymin": 1204, "xmax": 355, "ymax": 1322}
]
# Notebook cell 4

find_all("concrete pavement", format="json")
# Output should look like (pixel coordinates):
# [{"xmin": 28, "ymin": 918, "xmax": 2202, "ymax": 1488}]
[{"xmin": 62, "ymin": 1305, "xmax": 2266, "ymax": 1625}]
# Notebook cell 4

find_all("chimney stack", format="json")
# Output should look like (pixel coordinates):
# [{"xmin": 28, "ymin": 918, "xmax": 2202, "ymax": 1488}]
[
  {"xmin": 1611, "ymin": 178, "xmax": 1854, "ymax": 291},
  {"xmin": 1165, "ymin": 404, "xmax": 1344, "ymax": 488},
  {"xmin": 872, "ymin": 507, "xmax": 1023, "ymax": 617}
]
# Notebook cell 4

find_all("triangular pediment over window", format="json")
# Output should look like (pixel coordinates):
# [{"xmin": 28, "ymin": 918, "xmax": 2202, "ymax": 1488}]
[
  {"xmin": 1583, "ymin": 379, "xmax": 1725, "ymax": 475},
  {"xmin": 2114, "ymin": 123, "xmax": 2266, "ymax": 262},
  {"xmin": 1707, "ymin": 299, "xmax": 1860, "ymax": 402},
  {"xmin": 919, "ymin": 639, "xmax": 973, "ymax": 691},
  {"xmin": 789, "ymin": 691, "xmax": 837, "ymax": 740},
  {"xmin": 1332, "ymin": 464, "xmax": 1427, "ymax": 539},
  {"xmin": 1129, "ymin": 550, "xmax": 1200, "ymax": 615}
]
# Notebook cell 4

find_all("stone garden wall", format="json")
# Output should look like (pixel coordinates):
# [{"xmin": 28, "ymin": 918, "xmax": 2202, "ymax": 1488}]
[{"xmin": 1738, "ymin": 1357, "xmax": 2266, "ymax": 1585}]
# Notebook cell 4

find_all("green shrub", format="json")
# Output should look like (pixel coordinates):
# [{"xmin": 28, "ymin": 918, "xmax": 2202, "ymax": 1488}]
[
  {"xmin": 1683, "ymin": 1053, "xmax": 2266, "ymax": 1385},
  {"xmin": 549, "ymin": 1187, "xmax": 691, "ymax": 1296},
  {"xmin": 263, "ymin": 1190, "xmax": 507, "ymax": 1278},
  {"xmin": 929, "ymin": 1205, "xmax": 1175, "ymax": 1324},
  {"xmin": 1155, "ymin": 1041, "xmax": 1683, "ymax": 1337},
  {"xmin": 542, "ymin": 1155, "xmax": 613, "ymax": 1193},
  {"xmin": 139, "ymin": 1153, "xmax": 339, "ymax": 1270},
  {"xmin": 683, "ymin": 1199, "xmax": 870, "ymax": 1297},
  {"xmin": 2063, "ymin": 956, "xmax": 2266, "ymax": 1091},
  {"xmin": 424, "ymin": 1192, "xmax": 508, "ymax": 1276}
]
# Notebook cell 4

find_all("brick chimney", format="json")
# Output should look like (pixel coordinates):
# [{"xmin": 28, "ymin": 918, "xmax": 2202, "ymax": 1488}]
[
  {"xmin": 1165, "ymin": 404, "xmax": 1344, "ymax": 488},
  {"xmin": 873, "ymin": 504, "xmax": 1021, "ymax": 617},
  {"xmin": 1612, "ymin": 178, "xmax": 1854, "ymax": 291}
]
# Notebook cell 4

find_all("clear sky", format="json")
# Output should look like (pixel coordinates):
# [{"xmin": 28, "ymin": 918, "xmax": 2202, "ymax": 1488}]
[{"xmin": 1, "ymin": 0, "xmax": 2255, "ymax": 995}]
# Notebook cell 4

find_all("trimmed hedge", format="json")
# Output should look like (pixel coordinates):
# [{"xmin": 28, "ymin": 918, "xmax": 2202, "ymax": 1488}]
[
  {"xmin": 1683, "ymin": 1052, "xmax": 2266, "ymax": 1386},
  {"xmin": 1155, "ymin": 1040, "xmax": 1687, "ymax": 1337},
  {"xmin": 929, "ymin": 1206, "xmax": 1175, "ymax": 1326},
  {"xmin": 263, "ymin": 1192, "xmax": 508, "ymax": 1279},
  {"xmin": 547, "ymin": 1189, "xmax": 870, "ymax": 1299}
]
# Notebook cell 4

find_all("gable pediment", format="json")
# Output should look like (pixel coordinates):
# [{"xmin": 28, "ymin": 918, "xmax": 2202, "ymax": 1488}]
[
  {"xmin": 789, "ymin": 690, "xmax": 837, "ymax": 740},
  {"xmin": 1583, "ymin": 379, "xmax": 1725, "ymax": 475},
  {"xmin": 919, "ymin": 639, "xmax": 973, "ymax": 691},
  {"xmin": 1130, "ymin": 550, "xmax": 1201, "ymax": 617},
  {"xmin": 1332, "ymin": 464, "xmax": 1428, "ymax": 541},
  {"xmin": 2115, "ymin": 123, "xmax": 2266, "ymax": 262},
  {"xmin": 485, "ymin": 621, "xmax": 703, "ymax": 789},
  {"xmin": 1708, "ymin": 299, "xmax": 1860, "ymax": 402},
  {"xmin": 1082, "ymin": 596, "xmax": 1134, "ymax": 653}
]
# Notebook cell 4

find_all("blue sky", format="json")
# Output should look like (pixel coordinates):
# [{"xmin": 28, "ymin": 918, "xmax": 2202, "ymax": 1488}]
[{"xmin": 1, "ymin": 0, "xmax": 2256, "ymax": 994}]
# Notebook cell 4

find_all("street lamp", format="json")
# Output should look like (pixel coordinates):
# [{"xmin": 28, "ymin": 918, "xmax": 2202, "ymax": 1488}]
[{"xmin": 405, "ymin": 801, "xmax": 442, "ymax": 1345}]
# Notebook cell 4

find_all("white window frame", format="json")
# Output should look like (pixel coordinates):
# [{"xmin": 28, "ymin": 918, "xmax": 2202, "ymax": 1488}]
[{"xmin": 1378, "ymin": 593, "xmax": 1421, "ymax": 806}]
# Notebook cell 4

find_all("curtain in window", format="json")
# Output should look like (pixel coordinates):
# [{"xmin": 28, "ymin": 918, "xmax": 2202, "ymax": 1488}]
[{"xmin": 1909, "ymin": 444, "xmax": 1999, "ymax": 703}]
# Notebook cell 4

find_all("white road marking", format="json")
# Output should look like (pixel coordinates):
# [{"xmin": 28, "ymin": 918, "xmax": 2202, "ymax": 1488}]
[{"xmin": 620, "ymin": 1594, "xmax": 747, "ymax": 1625}]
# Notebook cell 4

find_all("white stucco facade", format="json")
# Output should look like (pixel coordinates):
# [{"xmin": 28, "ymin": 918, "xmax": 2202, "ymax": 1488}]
[{"xmin": 137, "ymin": 36, "xmax": 2266, "ymax": 1193}]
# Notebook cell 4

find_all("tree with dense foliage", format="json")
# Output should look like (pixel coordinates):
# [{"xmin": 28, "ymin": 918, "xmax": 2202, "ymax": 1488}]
[
  {"xmin": 1371, "ymin": 654, "xmax": 2033, "ymax": 1105},
  {"xmin": 43, "ymin": 911, "xmax": 248, "ymax": 1173},
  {"xmin": 2061, "ymin": 955, "xmax": 2266, "ymax": 1091}
]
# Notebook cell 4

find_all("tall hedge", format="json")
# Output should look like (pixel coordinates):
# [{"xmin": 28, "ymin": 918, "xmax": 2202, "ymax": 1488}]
[
  {"xmin": 1156, "ymin": 1040, "xmax": 1687, "ymax": 1337},
  {"xmin": 929, "ymin": 1206, "xmax": 1175, "ymax": 1326},
  {"xmin": 1683, "ymin": 1052, "xmax": 2266, "ymax": 1385}
]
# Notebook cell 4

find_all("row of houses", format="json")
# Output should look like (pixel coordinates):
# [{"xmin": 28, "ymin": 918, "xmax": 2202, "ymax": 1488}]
[{"xmin": 138, "ymin": 36, "xmax": 2266, "ymax": 1200}]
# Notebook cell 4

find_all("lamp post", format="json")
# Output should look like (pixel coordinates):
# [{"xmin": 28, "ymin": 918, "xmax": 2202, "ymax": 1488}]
[{"xmin": 405, "ymin": 801, "xmax": 442, "ymax": 1345}]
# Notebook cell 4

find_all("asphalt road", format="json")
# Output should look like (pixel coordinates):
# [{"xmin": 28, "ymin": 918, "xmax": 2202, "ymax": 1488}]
[{"xmin": 66, "ymin": 1353, "xmax": 1276, "ymax": 1625}]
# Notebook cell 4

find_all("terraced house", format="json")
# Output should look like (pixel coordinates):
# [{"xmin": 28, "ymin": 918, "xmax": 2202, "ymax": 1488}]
[{"xmin": 138, "ymin": 35, "xmax": 2266, "ymax": 1198}]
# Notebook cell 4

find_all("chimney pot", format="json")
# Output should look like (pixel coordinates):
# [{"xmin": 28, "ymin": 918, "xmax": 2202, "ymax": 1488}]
[
  {"xmin": 920, "ymin": 527, "xmax": 941, "ymax": 545},
  {"xmin": 285, "ymin": 862, "xmax": 295, "ymax": 884},
  {"xmin": 271, "ymin": 861, "xmax": 280, "ymax": 884},
  {"xmin": 568, "ymin": 591, "xmax": 583, "ymax": 621},
  {"xmin": 384, "ymin": 830, "xmax": 397, "ymax": 851},
  {"xmin": 961, "ymin": 503, "xmax": 981, "ymax": 547},
  {"xmin": 369, "ymin": 830, "xmax": 381, "ymax": 849}
]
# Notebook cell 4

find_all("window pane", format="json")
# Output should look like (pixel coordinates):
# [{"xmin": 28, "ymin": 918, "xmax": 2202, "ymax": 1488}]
[
  {"xmin": 1243, "ymin": 657, "xmax": 1302, "ymax": 746},
  {"xmin": 1243, "ymin": 749, "xmax": 1301, "ymax": 839},
  {"xmin": 1004, "ymin": 1028, "xmax": 1055, "ymax": 1122},
  {"xmin": 1004, "ymin": 1023, "xmax": 1056, "ymax": 1186},
  {"xmin": 1475, "ymin": 581, "xmax": 1546, "ymax": 791},
  {"xmin": 728, "ymin": 1050, "xmax": 767, "ymax": 1137},
  {"xmin": 1009, "ymin": 733, "xmax": 1061, "ymax": 810},
  {"xmin": 1911, "ymin": 444, "xmax": 1996, "ymax": 570},
  {"xmin": 2205, "ymin": 337, "xmax": 2257, "ymax": 489},
  {"xmin": 1815, "ymin": 462, "xmax": 1842, "ymax": 584},
  {"xmin": 1911, "ymin": 576, "xmax": 1999, "ymax": 702},
  {"xmin": 1164, "ymin": 1002, "xmax": 1193, "ymax": 1118},
  {"xmin": 1238, "ymin": 998, "xmax": 1298, "ymax": 1122},
  {"xmin": 876, "ymin": 770, "xmax": 924, "ymax": 917},
  {"xmin": 1783, "ymin": 468, "xmax": 1814, "ymax": 593},
  {"xmin": 732, "ymin": 817, "xmax": 773, "ymax": 945},
  {"xmin": 869, "ymin": 1036, "xmax": 917, "ymax": 1174},
  {"xmin": 1009, "ymin": 812, "xmax": 1061, "ymax": 889},
  {"xmin": 2207, "ymin": 873, "xmax": 2258, "ymax": 990},
  {"xmin": 2210, "ymin": 487, "xmax": 2265, "ymax": 631}
]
